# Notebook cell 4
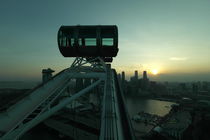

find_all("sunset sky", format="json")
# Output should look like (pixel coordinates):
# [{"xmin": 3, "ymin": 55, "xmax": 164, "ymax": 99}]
[{"xmin": 0, "ymin": 0, "xmax": 210, "ymax": 82}]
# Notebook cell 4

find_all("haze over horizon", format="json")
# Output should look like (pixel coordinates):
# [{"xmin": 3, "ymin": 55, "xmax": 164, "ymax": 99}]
[{"xmin": 0, "ymin": 0, "xmax": 210, "ymax": 82}]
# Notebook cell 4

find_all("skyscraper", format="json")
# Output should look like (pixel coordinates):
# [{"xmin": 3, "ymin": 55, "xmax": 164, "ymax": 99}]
[
  {"xmin": 142, "ymin": 71, "xmax": 149, "ymax": 90},
  {"xmin": 134, "ymin": 70, "xmax": 138, "ymax": 80},
  {"xmin": 122, "ymin": 71, "xmax": 125, "ymax": 82},
  {"xmin": 121, "ymin": 71, "xmax": 125, "ymax": 91},
  {"xmin": 143, "ymin": 71, "xmax": 148, "ymax": 81}
]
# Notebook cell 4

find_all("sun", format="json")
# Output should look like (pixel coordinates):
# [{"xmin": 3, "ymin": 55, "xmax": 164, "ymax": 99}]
[{"xmin": 151, "ymin": 69, "xmax": 158, "ymax": 75}]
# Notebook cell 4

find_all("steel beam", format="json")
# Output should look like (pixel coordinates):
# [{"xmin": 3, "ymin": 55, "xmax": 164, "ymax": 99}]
[{"xmin": 1, "ymin": 79, "xmax": 102, "ymax": 140}]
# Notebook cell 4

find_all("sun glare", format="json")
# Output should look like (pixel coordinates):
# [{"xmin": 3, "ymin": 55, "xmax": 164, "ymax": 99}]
[{"xmin": 151, "ymin": 69, "xmax": 158, "ymax": 75}]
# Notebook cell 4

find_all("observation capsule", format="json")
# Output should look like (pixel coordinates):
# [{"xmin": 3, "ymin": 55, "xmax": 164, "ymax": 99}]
[{"xmin": 57, "ymin": 25, "xmax": 118, "ymax": 58}]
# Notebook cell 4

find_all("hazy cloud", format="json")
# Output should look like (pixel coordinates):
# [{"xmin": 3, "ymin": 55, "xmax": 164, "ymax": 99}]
[{"xmin": 170, "ymin": 57, "xmax": 188, "ymax": 61}]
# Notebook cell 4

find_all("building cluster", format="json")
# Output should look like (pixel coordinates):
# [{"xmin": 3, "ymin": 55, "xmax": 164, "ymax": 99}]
[
  {"xmin": 118, "ymin": 70, "xmax": 210, "ymax": 140},
  {"xmin": 118, "ymin": 70, "xmax": 210, "ymax": 99},
  {"xmin": 162, "ymin": 81, "xmax": 210, "ymax": 100},
  {"xmin": 118, "ymin": 70, "xmax": 167, "ymax": 97},
  {"xmin": 165, "ymin": 81, "xmax": 210, "ymax": 95}
]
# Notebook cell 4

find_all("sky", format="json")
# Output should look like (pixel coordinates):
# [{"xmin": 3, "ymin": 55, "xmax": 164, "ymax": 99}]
[{"xmin": 0, "ymin": 0, "xmax": 210, "ymax": 82}]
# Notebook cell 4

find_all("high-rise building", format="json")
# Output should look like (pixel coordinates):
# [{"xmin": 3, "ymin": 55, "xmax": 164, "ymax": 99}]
[
  {"xmin": 121, "ymin": 71, "xmax": 126, "ymax": 91},
  {"xmin": 122, "ymin": 71, "xmax": 125, "ymax": 82},
  {"xmin": 142, "ymin": 71, "xmax": 149, "ymax": 90},
  {"xmin": 118, "ymin": 74, "xmax": 121, "ymax": 80},
  {"xmin": 143, "ymin": 71, "xmax": 148, "ymax": 80},
  {"xmin": 134, "ymin": 70, "xmax": 138, "ymax": 80},
  {"xmin": 42, "ymin": 68, "xmax": 55, "ymax": 83}
]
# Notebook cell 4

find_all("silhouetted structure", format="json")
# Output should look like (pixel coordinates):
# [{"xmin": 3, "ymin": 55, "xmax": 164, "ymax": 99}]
[
  {"xmin": 42, "ymin": 68, "xmax": 55, "ymax": 83},
  {"xmin": 142, "ymin": 71, "xmax": 149, "ymax": 90},
  {"xmin": 134, "ymin": 70, "xmax": 138, "ymax": 80},
  {"xmin": 0, "ymin": 25, "xmax": 137, "ymax": 140},
  {"xmin": 143, "ymin": 71, "xmax": 148, "ymax": 81},
  {"xmin": 57, "ymin": 25, "xmax": 118, "ymax": 62},
  {"xmin": 122, "ymin": 71, "xmax": 125, "ymax": 83},
  {"xmin": 192, "ymin": 83, "xmax": 199, "ymax": 94}
]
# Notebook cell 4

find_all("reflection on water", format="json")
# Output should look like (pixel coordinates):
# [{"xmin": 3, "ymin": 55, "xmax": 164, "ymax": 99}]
[
  {"xmin": 125, "ymin": 96, "xmax": 176, "ymax": 138},
  {"xmin": 125, "ymin": 97, "xmax": 175, "ymax": 116}
]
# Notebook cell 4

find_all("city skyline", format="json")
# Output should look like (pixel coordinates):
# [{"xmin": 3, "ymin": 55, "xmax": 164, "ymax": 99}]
[{"xmin": 0, "ymin": 0, "xmax": 210, "ymax": 82}]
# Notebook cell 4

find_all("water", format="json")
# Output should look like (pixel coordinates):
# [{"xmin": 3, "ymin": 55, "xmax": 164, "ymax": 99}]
[
  {"xmin": 125, "ymin": 97, "xmax": 175, "ymax": 117},
  {"xmin": 125, "ymin": 96, "xmax": 176, "ymax": 138}
]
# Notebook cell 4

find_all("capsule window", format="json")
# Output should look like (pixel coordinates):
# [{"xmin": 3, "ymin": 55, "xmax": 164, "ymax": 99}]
[
  {"xmin": 85, "ymin": 38, "xmax": 96, "ymax": 46},
  {"xmin": 78, "ymin": 38, "xmax": 82, "ymax": 46},
  {"xmin": 58, "ymin": 31, "xmax": 63, "ymax": 46},
  {"xmin": 66, "ymin": 38, "xmax": 69, "ymax": 46},
  {"xmin": 102, "ymin": 38, "xmax": 113, "ymax": 46},
  {"xmin": 59, "ymin": 37, "xmax": 62, "ymax": 46},
  {"xmin": 70, "ymin": 38, "xmax": 74, "ymax": 46},
  {"xmin": 62, "ymin": 36, "xmax": 67, "ymax": 46}
]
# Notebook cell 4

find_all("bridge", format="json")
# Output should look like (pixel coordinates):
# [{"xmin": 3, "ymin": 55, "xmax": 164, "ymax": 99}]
[{"xmin": 0, "ymin": 25, "xmax": 136, "ymax": 140}]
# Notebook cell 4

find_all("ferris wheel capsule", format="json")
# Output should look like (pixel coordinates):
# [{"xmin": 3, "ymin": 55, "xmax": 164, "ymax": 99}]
[{"xmin": 57, "ymin": 25, "xmax": 118, "ymax": 58}]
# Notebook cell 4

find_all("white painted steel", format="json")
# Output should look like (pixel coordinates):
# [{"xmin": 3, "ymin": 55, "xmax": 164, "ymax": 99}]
[
  {"xmin": 0, "ymin": 69, "xmax": 69, "ymax": 133},
  {"xmin": 99, "ymin": 65, "xmax": 124, "ymax": 140},
  {"xmin": 0, "ymin": 57, "xmax": 133, "ymax": 140},
  {"xmin": 111, "ymin": 71, "xmax": 124, "ymax": 140},
  {"xmin": 0, "ymin": 57, "xmax": 106, "ymax": 139},
  {"xmin": 1, "ymin": 79, "xmax": 102, "ymax": 140}
]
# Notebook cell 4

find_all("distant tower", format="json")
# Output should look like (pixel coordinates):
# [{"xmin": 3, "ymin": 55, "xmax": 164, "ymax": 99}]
[
  {"xmin": 42, "ymin": 68, "xmax": 55, "ymax": 83},
  {"xmin": 122, "ymin": 71, "xmax": 125, "ymax": 82},
  {"xmin": 192, "ymin": 83, "xmax": 198, "ymax": 94},
  {"xmin": 143, "ymin": 71, "xmax": 148, "ymax": 80},
  {"xmin": 118, "ymin": 74, "xmax": 121, "ymax": 80},
  {"xmin": 142, "ymin": 71, "xmax": 149, "ymax": 90},
  {"xmin": 134, "ymin": 70, "xmax": 138, "ymax": 80},
  {"xmin": 121, "ymin": 71, "xmax": 125, "ymax": 91}
]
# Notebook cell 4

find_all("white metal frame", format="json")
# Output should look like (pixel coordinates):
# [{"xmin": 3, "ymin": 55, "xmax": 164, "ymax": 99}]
[
  {"xmin": 0, "ymin": 57, "xmax": 106, "ymax": 140},
  {"xmin": 0, "ymin": 57, "xmax": 126, "ymax": 140}
]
